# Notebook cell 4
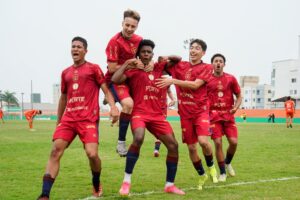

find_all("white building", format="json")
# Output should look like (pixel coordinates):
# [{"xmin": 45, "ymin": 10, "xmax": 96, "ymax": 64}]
[
  {"xmin": 271, "ymin": 36, "xmax": 300, "ymax": 108},
  {"xmin": 53, "ymin": 84, "xmax": 61, "ymax": 105},
  {"xmin": 240, "ymin": 76, "xmax": 272, "ymax": 109}
]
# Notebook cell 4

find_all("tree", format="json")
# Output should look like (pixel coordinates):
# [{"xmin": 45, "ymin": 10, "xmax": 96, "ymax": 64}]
[{"xmin": 1, "ymin": 90, "xmax": 19, "ymax": 111}]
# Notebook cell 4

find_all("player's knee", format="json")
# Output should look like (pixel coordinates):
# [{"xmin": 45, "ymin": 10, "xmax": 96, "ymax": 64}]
[
  {"xmin": 187, "ymin": 144, "xmax": 197, "ymax": 154},
  {"xmin": 121, "ymin": 99, "xmax": 133, "ymax": 113},
  {"xmin": 228, "ymin": 138, "xmax": 238, "ymax": 147},
  {"xmin": 86, "ymin": 150, "xmax": 99, "ymax": 160},
  {"xmin": 50, "ymin": 146, "xmax": 64, "ymax": 160},
  {"xmin": 133, "ymin": 137, "xmax": 144, "ymax": 147},
  {"xmin": 214, "ymin": 140, "xmax": 222, "ymax": 150},
  {"xmin": 167, "ymin": 141, "xmax": 178, "ymax": 153},
  {"xmin": 199, "ymin": 140, "xmax": 210, "ymax": 149}
]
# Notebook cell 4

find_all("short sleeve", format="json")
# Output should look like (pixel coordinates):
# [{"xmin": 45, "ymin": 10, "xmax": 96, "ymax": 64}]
[
  {"xmin": 93, "ymin": 64, "xmax": 105, "ymax": 86},
  {"xmin": 231, "ymin": 76, "xmax": 241, "ymax": 95},
  {"xmin": 105, "ymin": 39, "xmax": 119, "ymax": 63},
  {"xmin": 197, "ymin": 64, "xmax": 213, "ymax": 82},
  {"xmin": 60, "ymin": 71, "xmax": 67, "ymax": 94}
]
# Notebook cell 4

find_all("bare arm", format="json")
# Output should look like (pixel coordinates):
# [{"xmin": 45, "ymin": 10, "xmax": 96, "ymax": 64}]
[
  {"xmin": 230, "ymin": 93, "xmax": 242, "ymax": 114},
  {"xmin": 101, "ymin": 83, "xmax": 119, "ymax": 124},
  {"xmin": 167, "ymin": 87, "xmax": 176, "ymax": 107},
  {"xmin": 111, "ymin": 58, "xmax": 139, "ymax": 84},
  {"xmin": 158, "ymin": 55, "xmax": 182, "ymax": 68},
  {"xmin": 107, "ymin": 62, "xmax": 121, "ymax": 73},
  {"xmin": 56, "ymin": 93, "xmax": 67, "ymax": 125},
  {"xmin": 156, "ymin": 77, "xmax": 205, "ymax": 90}
]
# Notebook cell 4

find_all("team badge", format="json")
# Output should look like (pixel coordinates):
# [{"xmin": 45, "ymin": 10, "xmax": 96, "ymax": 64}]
[
  {"xmin": 218, "ymin": 91, "xmax": 223, "ymax": 97},
  {"xmin": 148, "ymin": 74, "xmax": 154, "ymax": 80},
  {"xmin": 73, "ymin": 83, "xmax": 79, "ymax": 90}
]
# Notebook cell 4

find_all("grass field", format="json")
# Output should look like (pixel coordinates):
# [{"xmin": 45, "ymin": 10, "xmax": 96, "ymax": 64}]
[{"xmin": 0, "ymin": 120, "xmax": 300, "ymax": 200}]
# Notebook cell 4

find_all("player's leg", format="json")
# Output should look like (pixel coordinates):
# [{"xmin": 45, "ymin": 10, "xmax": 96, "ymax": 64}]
[
  {"xmin": 117, "ymin": 96, "xmax": 133, "ymax": 156},
  {"xmin": 119, "ymin": 126, "xmax": 145, "ymax": 196},
  {"xmin": 84, "ymin": 143, "xmax": 103, "ymax": 197},
  {"xmin": 290, "ymin": 114, "xmax": 294, "ymax": 128},
  {"xmin": 158, "ymin": 133, "xmax": 184, "ymax": 195},
  {"xmin": 211, "ymin": 122, "xmax": 226, "ymax": 181},
  {"xmin": 37, "ymin": 139, "xmax": 69, "ymax": 199},
  {"xmin": 224, "ymin": 121, "xmax": 238, "ymax": 177},
  {"xmin": 195, "ymin": 115, "xmax": 218, "ymax": 183},
  {"xmin": 153, "ymin": 139, "xmax": 161, "ymax": 157}
]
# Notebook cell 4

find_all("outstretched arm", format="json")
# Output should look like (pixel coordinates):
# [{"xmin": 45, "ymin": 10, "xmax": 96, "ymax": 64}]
[{"xmin": 156, "ymin": 77, "xmax": 205, "ymax": 90}]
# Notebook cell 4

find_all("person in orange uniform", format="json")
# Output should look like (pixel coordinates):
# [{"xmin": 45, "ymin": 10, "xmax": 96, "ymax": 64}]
[
  {"xmin": 284, "ymin": 96, "xmax": 295, "ymax": 128},
  {"xmin": 24, "ymin": 109, "xmax": 42, "ymax": 130},
  {"xmin": 0, "ymin": 108, "xmax": 4, "ymax": 123}
]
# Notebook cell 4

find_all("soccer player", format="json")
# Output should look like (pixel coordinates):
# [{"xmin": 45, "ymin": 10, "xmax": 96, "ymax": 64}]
[
  {"xmin": 37, "ymin": 37, "xmax": 119, "ymax": 200},
  {"xmin": 207, "ymin": 53, "xmax": 242, "ymax": 182},
  {"xmin": 24, "ymin": 109, "xmax": 42, "ymax": 130},
  {"xmin": 154, "ymin": 86, "xmax": 176, "ymax": 157},
  {"xmin": 285, "ymin": 96, "xmax": 295, "ymax": 128},
  {"xmin": 0, "ymin": 108, "xmax": 4, "ymax": 123},
  {"xmin": 156, "ymin": 39, "xmax": 218, "ymax": 189},
  {"xmin": 105, "ymin": 9, "xmax": 152, "ymax": 156},
  {"xmin": 112, "ymin": 39, "xmax": 185, "ymax": 196}
]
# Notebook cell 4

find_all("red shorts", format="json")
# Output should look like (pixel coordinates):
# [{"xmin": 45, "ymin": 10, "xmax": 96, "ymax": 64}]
[
  {"xmin": 210, "ymin": 120, "xmax": 238, "ymax": 139},
  {"xmin": 286, "ymin": 111, "xmax": 294, "ymax": 118},
  {"xmin": 53, "ymin": 121, "xmax": 99, "ymax": 144},
  {"xmin": 109, "ymin": 83, "xmax": 131, "ymax": 102},
  {"xmin": 180, "ymin": 112, "xmax": 211, "ymax": 144},
  {"xmin": 131, "ymin": 114, "xmax": 173, "ymax": 138}
]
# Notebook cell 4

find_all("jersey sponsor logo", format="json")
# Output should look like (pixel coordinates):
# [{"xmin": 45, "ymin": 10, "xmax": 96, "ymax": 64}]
[
  {"xmin": 68, "ymin": 96, "xmax": 85, "ymax": 103},
  {"xmin": 73, "ymin": 83, "xmax": 79, "ymax": 90},
  {"xmin": 148, "ymin": 74, "xmax": 154, "ymax": 81},
  {"xmin": 86, "ymin": 125, "xmax": 96, "ymax": 129},
  {"xmin": 131, "ymin": 46, "xmax": 137, "ymax": 54}
]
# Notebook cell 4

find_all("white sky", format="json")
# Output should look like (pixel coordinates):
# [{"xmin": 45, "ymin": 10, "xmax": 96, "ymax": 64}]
[{"xmin": 1, "ymin": 0, "xmax": 300, "ymax": 103}]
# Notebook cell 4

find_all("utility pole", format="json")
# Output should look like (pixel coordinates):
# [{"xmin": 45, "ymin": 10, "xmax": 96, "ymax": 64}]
[{"xmin": 21, "ymin": 92, "xmax": 24, "ymax": 120}]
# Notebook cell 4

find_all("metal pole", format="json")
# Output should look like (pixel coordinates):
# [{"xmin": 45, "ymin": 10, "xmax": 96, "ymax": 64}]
[{"xmin": 0, "ymin": 90, "xmax": 2, "ymax": 108}]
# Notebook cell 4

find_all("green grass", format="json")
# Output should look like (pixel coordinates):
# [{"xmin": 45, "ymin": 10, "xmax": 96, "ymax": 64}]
[{"xmin": 0, "ymin": 120, "xmax": 300, "ymax": 200}]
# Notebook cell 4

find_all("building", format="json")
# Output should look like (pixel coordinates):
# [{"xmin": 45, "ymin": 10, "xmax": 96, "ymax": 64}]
[
  {"xmin": 53, "ymin": 84, "xmax": 61, "ymax": 105},
  {"xmin": 271, "ymin": 36, "xmax": 300, "ymax": 108},
  {"xmin": 31, "ymin": 93, "xmax": 41, "ymax": 103},
  {"xmin": 240, "ymin": 76, "xmax": 272, "ymax": 109}
]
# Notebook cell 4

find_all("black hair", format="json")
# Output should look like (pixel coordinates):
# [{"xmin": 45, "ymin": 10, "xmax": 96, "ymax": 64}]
[
  {"xmin": 72, "ymin": 36, "xmax": 88, "ymax": 49},
  {"xmin": 38, "ymin": 110, "xmax": 42, "ymax": 114},
  {"xmin": 136, "ymin": 39, "xmax": 155, "ymax": 57},
  {"xmin": 211, "ymin": 53, "xmax": 226, "ymax": 64},
  {"xmin": 287, "ymin": 96, "xmax": 291, "ymax": 100},
  {"xmin": 190, "ymin": 39, "xmax": 207, "ymax": 51}
]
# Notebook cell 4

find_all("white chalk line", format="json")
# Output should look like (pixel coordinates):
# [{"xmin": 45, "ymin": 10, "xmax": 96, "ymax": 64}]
[{"xmin": 77, "ymin": 176, "xmax": 300, "ymax": 200}]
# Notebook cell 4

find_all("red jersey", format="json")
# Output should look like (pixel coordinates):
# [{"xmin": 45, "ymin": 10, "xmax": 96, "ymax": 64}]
[
  {"xmin": 24, "ymin": 110, "xmax": 39, "ymax": 119},
  {"xmin": 207, "ymin": 72, "xmax": 241, "ymax": 122},
  {"xmin": 285, "ymin": 100, "xmax": 295, "ymax": 113},
  {"xmin": 0, "ymin": 109, "xmax": 4, "ymax": 118},
  {"xmin": 105, "ymin": 32, "xmax": 143, "ymax": 83},
  {"xmin": 60, "ymin": 62, "xmax": 105, "ymax": 122},
  {"xmin": 125, "ymin": 62, "xmax": 165, "ymax": 115},
  {"xmin": 168, "ymin": 61, "xmax": 213, "ymax": 119}
]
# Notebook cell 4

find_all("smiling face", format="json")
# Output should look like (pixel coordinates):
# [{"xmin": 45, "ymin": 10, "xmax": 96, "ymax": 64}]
[
  {"xmin": 71, "ymin": 40, "xmax": 87, "ymax": 66},
  {"xmin": 122, "ymin": 17, "xmax": 139, "ymax": 39},
  {"xmin": 138, "ymin": 45, "xmax": 154, "ymax": 66},
  {"xmin": 212, "ymin": 56, "xmax": 225, "ymax": 76},
  {"xmin": 189, "ymin": 42, "xmax": 205, "ymax": 65}
]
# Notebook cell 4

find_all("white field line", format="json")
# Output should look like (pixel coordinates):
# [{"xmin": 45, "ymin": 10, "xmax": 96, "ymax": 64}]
[{"xmin": 77, "ymin": 176, "xmax": 300, "ymax": 200}]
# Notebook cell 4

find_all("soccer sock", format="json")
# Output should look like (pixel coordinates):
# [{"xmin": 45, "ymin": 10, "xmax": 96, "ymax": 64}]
[
  {"xmin": 204, "ymin": 154, "xmax": 214, "ymax": 167},
  {"xmin": 123, "ymin": 172, "xmax": 132, "ymax": 183},
  {"xmin": 41, "ymin": 174, "xmax": 55, "ymax": 197},
  {"xmin": 166, "ymin": 155, "xmax": 178, "ymax": 183},
  {"xmin": 225, "ymin": 151, "xmax": 234, "ymax": 164},
  {"xmin": 193, "ymin": 160, "xmax": 205, "ymax": 176},
  {"xmin": 125, "ymin": 144, "xmax": 140, "ymax": 174},
  {"xmin": 154, "ymin": 141, "xmax": 161, "ymax": 151},
  {"xmin": 218, "ymin": 161, "xmax": 226, "ymax": 175},
  {"xmin": 92, "ymin": 171, "xmax": 100, "ymax": 192},
  {"xmin": 29, "ymin": 122, "xmax": 33, "ymax": 129},
  {"xmin": 118, "ymin": 112, "xmax": 131, "ymax": 141}
]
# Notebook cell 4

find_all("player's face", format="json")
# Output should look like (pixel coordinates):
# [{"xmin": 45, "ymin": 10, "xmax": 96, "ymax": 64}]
[
  {"xmin": 71, "ymin": 41, "xmax": 87, "ymax": 64},
  {"xmin": 122, "ymin": 17, "xmax": 139, "ymax": 39},
  {"xmin": 138, "ymin": 46, "xmax": 153, "ymax": 66},
  {"xmin": 212, "ymin": 56, "xmax": 225, "ymax": 75},
  {"xmin": 189, "ymin": 43, "xmax": 205, "ymax": 64}
]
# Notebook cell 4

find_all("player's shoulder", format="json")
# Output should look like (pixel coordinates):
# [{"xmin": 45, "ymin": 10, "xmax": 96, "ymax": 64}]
[
  {"xmin": 62, "ymin": 65, "xmax": 74, "ymax": 74},
  {"xmin": 223, "ymin": 72, "xmax": 236, "ymax": 79},
  {"xmin": 131, "ymin": 34, "xmax": 143, "ymax": 42}
]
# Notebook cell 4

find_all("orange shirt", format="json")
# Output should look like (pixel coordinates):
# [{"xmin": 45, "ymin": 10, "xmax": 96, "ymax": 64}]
[
  {"xmin": 24, "ymin": 110, "xmax": 38, "ymax": 119},
  {"xmin": 0, "ymin": 109, "xmax": 3, "ymax": 118},
  {"xmin": 284, "ymin": 100, "xmax": 295, "ymax": 113}
]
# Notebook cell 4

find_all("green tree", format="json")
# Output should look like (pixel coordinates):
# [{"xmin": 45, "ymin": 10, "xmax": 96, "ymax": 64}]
[{"xmin": 1, "ymin": 90, "xmax": 19, "ymax": 111}]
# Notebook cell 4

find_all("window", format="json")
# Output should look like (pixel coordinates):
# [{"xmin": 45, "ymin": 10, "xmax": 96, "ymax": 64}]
[
  {"xmin": 294, "ymin": 90, "xmax": 297, "ymax": 94},
  {"xmin": 256, "ymin": 90, "xmax": 260, "ymax": 95},
  {"xmin": 245, "ymin": 91, "xmax": 248, "ymax": 94},
  {"xmin": 268, "ymin": 98, "xmax": 271, "ymax": 102},
  {"xmin": 268, "ymin": 90, "xmax": 271, "ymax": 94},
  {"xmin": 257, "ymin": 98, "xmax": 261, "ymax": 103},
  {"xmin": 291, "ymin": 78, "xmax": 297, "ymax": 83}
]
